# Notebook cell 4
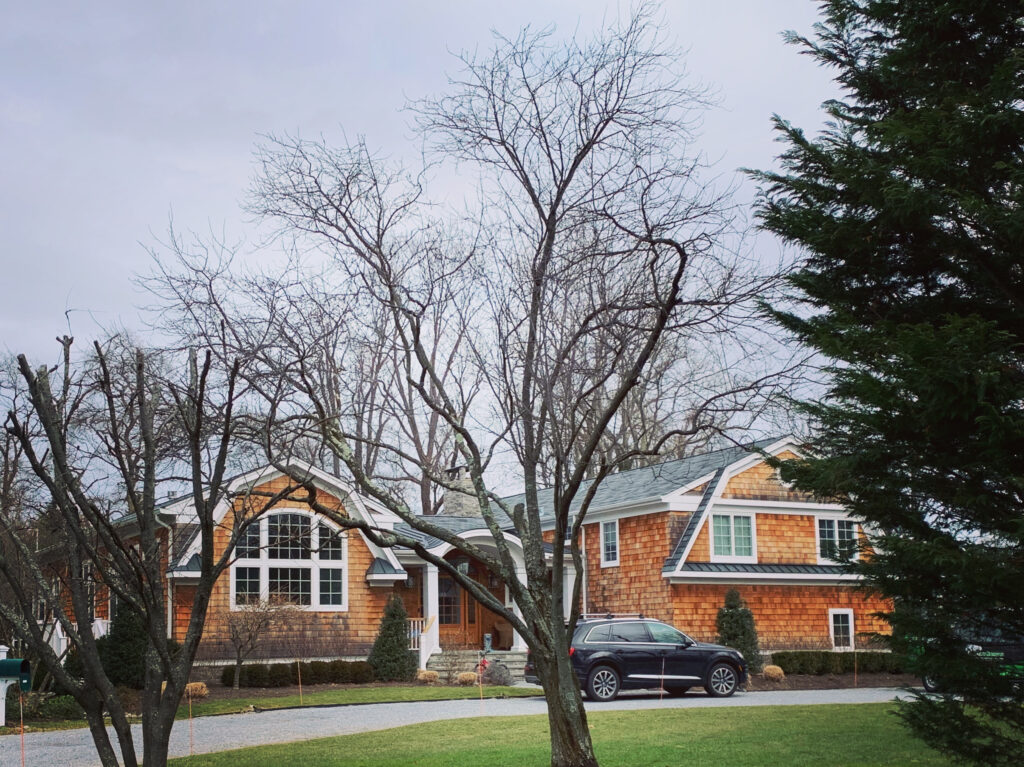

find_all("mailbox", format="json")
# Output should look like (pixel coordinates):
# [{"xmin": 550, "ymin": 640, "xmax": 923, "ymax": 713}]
[{"xmin": 0, "ymin": 658, "xmax": 31, "ymax": 693}]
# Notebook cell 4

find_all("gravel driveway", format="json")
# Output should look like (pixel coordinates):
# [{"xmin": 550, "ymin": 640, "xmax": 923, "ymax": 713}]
[{"xmin": 1, "ymin": 687, "xmax": 905, "ymax": 767}]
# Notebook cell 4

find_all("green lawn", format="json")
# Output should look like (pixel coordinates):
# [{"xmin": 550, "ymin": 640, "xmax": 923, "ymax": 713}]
[
  {"xmin": 169, "ymin": 703, "xmax": 953, "ymax": 767},
  {"xmin": 0, "ymin": 685, "xmax": 536, "ymax": 733},
  {"xmin": 181, "ymin": 684, "xmax": 536, "ymax": 718}
]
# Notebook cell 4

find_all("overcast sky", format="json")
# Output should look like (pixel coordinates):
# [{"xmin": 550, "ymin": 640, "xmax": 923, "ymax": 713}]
[{"xmin": 1, "ymin": 1, "xmax": 838, "ymax": 364}]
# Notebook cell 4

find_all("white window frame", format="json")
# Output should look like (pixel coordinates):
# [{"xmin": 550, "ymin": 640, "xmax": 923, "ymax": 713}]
[
  {"xmin": 709, "ymin": 513, "xmax": 757, "ymax": 564},
  {"xmin": 816, "ymin": 516, "xmax": 860, "ymax": 564},
  {"xmin": 600, "ymin": 519, "xmax": 619, "ymax": 568},
  {"xmin": 829, "ymin": 608, "xmax": 855, "ymax": 650},
  {"xmin": 229, "ymin": 509, "xmax": 349, "ymax": 612}
]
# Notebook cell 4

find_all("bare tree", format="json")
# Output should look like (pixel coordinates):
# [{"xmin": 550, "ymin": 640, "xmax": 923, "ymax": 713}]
[
  {"xmin": 147, "ymin": 8, "xmax": 793, "ymax": 767},
  {"xmin": 0, "ymin": 336, "xmax": 291, "ymax": 767},
  {"xmin": 225, "ymin": 598, "xmax": 297, "ymax": 690}
]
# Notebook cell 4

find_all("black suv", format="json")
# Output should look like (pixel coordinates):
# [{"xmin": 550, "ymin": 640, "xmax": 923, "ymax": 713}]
[{"xmin": 523, "ymin": 617, "xmax": 748, "ymax": 701}]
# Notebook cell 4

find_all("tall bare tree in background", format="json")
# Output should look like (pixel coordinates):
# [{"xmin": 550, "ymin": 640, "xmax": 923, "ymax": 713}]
[
  {"xmin": 0, "ymin": 337, "xmax": 290, "ymax": 767},
  {"xmin": 148, "ymin": 8, "xmax": 795, "ymax": 766}
]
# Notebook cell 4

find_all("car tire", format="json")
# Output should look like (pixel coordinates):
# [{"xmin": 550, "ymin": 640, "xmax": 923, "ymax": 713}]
[
  {"xmin": 705, "ymin": 663, "xmax": 739, "ymax": 697},
  {"xmin": 664, "ymin": 686, "xmax": 690, "ymax": 697},
  {"xmin": 585, "ymin": 665, "xmax": 621, "ymax": 702},
  {"xmin": 922, "ymin": 676, "xmax": 941, "ymax": 693}
]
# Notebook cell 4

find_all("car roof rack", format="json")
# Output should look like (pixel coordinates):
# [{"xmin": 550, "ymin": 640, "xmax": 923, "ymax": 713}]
[{"xmin": 580, "ymin": 612, "xmax": 646, "ymax": 620}]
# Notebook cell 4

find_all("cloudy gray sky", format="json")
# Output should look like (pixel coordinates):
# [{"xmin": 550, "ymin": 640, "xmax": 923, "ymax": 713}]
[{"xmin": 1, "ymin": 1, "xmax": 837, "ymax": 364}]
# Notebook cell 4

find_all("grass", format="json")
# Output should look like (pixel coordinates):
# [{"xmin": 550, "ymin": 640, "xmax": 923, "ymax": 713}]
[
  {"xmin": 0, "ymin": 685, "xmax": 537, "ymax": 733},
  {"xmin": 180, "ymin": 684, "xmax": 536, "ymax": 718},
  {"xmin": 168, "ymin": 703, "xmax": 955, "ymax": 767}
]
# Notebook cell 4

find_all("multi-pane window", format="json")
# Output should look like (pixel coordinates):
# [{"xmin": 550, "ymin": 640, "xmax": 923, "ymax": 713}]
[
  {"xmin": 268, "ymin": 513, "xmax": 311, "ymax": 559},
  {"xmin": 319, "ymin": 569, "xmax": 344, "ymax": 606},
  {"xmin": 269, "ymin": 568, "xmax": 311, "ymax": 605},
  {"xmin": 818, "ymin": 519, "xmax": 858, "ymax": 562},
  {"xmin": 601, "ymin": 520, "xmax": 619, "ymax": 566},
  {"xmin": 231, "ymin": 511, "xmax": 346, "ymax": 610},
  {"xmin": 830, "ymin": 609, "xmax": 854, "ymax": 649},
  {"xmin": 711, "ymin": 514, "xmax": 755, "ymax": 560},
  {"xmin": 237, "ymin": 523, "xmax": 260, "ymax": 558},
  {"xmin": 438, "ymin": 575, "xmax": 460, "ymax": 624},
  {"xmin": 318, "ymin": 524, "xmax": 344, "ymax": 560},
  {"xmin": 235, "ymin": 567, "xmax": 261, "ymax": 606}
]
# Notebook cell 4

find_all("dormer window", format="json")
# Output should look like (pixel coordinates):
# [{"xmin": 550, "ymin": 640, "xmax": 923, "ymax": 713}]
[{"xmin": 710, "ymin": 513, "xmax": 756, "ymax": 563}]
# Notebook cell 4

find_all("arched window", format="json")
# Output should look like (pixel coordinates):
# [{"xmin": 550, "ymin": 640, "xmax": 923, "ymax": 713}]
[{"xmin": 230, "ymin": 510, "xmax": 348, "ymax": 611}]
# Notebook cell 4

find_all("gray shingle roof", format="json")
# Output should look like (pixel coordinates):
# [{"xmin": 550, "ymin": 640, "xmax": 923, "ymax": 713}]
[
  {"xmin": 395, "ymin": 515, "xmax": 519, "ymax": 550},
  {"xmin": 496, "ymin": 439, "xmax": 776, "ymax": 521}
]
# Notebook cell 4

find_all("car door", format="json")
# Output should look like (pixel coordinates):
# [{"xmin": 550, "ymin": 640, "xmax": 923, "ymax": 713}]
[
  {"xmin": 645, "ymin": 622, "xmax": 705, "ymax": 685},
  {"xmin": 604, "ymin": 621, "xmax": 659, "ymax": 683}
]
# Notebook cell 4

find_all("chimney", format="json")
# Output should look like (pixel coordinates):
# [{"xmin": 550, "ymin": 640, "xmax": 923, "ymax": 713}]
[{"xmin": 442, "ymin": 465, "xmax": 480, "ymax": 517}]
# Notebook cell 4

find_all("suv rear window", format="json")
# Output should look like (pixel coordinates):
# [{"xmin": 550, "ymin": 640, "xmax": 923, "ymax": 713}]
[{"xmin": 607, "ymin": 622, "xmax": 651, "ymax": 643}]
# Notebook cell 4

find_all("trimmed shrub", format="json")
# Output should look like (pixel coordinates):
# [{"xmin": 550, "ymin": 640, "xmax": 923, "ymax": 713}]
[
  {"xmin": 220, "ymin": 666, "xmax": 236, "ymax": 687},
  {"xmin": 762, "ymin": 664, "xmax": 785, "ymax": 681},
  {"xmin": 185, "ymin": 681, "xmax": 209, "ymax": 700},
  {"xmin": 416, "ymin": 669, "xmax": 439, "ymax": 685},
  {"xmin": 310, "ymin": 661, "xmax": 332, "ymax": 685},
  {"xmin": 348, "ymin": 661, "xmax": 374, "ymax": 684},
  {"xmin": 367, "ymin": 596, "xmax": 417, "ymax": 682},
  {"xmin": 715, "ymin": 589, "xmax": 764, "ymax": 673},
  {"xmin": 329, "ymin": 659, "xmax": 351, "ymax": 683},
  {"xmin": 269, "ymin": 664, "xmax": 292, "ymax": 687},
  {"xmin": 770, "ymin": 650, "xmax": 904, "ymax": 676},
  {"xmin": 101, "ymin": 609, "xmax": 148, "ymax": 688},
  {"xmin": 38, "ymin": 695, "xmax": 85, "ymax": 720},
  {"xmin": 456, "ymin": 671, "xmax": 478, "ymax": 686},
  {"xmin": 244, "ymin": 663, "xmax": 269, "ymax": 688}
]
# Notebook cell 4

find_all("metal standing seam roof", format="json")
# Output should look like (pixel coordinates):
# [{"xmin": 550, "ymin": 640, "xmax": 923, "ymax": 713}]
[
  {"xmin": 661, "ymin": 467, "xmax": 725, "ymax": 573},
  {"xmin": 677, "ymin": 562, "xmax": 849, "ymax": 576},
  {"xmin": 365, "ymin": 557, "xmax": 406, "ymax": 576}
]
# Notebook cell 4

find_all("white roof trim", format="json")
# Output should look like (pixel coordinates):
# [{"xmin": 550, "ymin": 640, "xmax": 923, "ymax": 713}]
[{"xmin": 666, "ymin": 571, "xmax": 859, "ymax": 585}]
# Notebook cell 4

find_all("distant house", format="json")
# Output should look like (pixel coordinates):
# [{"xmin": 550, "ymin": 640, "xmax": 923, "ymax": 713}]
[{"xmin": 41, "ymin": 437, "xmax": 888, "ymax": 672}]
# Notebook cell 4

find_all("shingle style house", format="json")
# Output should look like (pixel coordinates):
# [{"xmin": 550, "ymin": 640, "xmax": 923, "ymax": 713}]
[{"xmin": 45, "ymin": 436, "xmax": 888, "ymax": 670}]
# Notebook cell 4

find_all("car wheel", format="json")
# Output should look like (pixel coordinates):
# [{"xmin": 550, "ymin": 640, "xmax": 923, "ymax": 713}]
[
  {"xmin": 705, "ymin": 663, "xmax": 739, "ymax": 697},
  {"xmin": 922, "ymin": 676, "xmax": 941, "ymax": 693},
  {"xmin": 664, "ymin": 686, "xmax": 690, "ymax": 697},
  {"xmin": 586, "ymin": 666, "xmax": 620, "ymax": 702}
]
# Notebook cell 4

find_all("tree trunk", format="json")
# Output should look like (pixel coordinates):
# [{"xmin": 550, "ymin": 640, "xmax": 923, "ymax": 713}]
[
  {"xmin": 83, "ymin": 704, "xmax": 130, "ymax": 767},
  {"xmin": 536, "ymin": 652, "xmax": 598, "ymax": 767},
  {"xmin": 234, "ymin": 656, "xmax": 243, "ymax": 690}
]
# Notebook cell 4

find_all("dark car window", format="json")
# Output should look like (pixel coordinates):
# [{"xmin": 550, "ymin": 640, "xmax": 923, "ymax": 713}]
[
  {"xmin": 607, "ymin": 622, "xmax": 651, "ymax": 643},
  {"xmin": 646, "ymin": 622, "xmax": 687, "ymax": 644},
  {"xmin": 584, "ymin": 624, "xmax": 611, "ymax": 642}
]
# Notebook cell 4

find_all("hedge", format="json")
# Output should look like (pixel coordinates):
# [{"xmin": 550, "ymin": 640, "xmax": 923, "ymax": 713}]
[
  {"xmin": 220, "ymin": 660, "xmax": 375, "ymax": 688},
  {"xmin": 769, "ymin": 650, "xmax": 905, "ymax": 675}
]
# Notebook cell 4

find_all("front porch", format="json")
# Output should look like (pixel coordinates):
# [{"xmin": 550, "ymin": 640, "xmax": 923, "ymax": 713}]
[{"xmin": 397, "ymin": 546, "xmax": 529, "ymax": 670}]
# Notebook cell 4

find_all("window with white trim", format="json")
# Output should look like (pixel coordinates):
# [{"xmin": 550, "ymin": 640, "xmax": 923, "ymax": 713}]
[
  {"xmin": 710, "ymin": 513, "xmax": 756, "ymax": 562},
  {"xmin": 231, "ymin": 510, "xmax": 348, "ymax": 610},
  {"xmin": 829, "ymin": 608, "xmax": 854, "ymax": 650},
  {"xmin": 817, "ymin": 517, "xmax": 858, "ymax": 563},
  {"xmin": 600, "ymin": 520, "xmax": 619, "ymax": 567}
]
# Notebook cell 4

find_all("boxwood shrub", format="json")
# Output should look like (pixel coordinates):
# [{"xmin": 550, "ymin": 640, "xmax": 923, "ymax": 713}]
[
  {"xmin": 769, "ymin": 650, "xmax": 905, "ymax": 675},
  {"xmin": 219, "ymin": 659, "xmax": 379, "ymax": 687}
]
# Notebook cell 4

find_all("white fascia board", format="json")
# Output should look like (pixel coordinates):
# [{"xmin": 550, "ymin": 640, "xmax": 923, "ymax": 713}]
[
  {"xmin": 665, "ymin": 572, "xmax": 860, "ymax": 585},
  {"xmin": 658, "ymin": 471, "xmax": 723, "ymax": 505},
  {"xmin": 366, "ymin": 573, "xmax": 407, "ymax": 583},
  {"xmin": 710, "ymin": 498, "xmax": 850, "ymax": 513},
  {"xmin": 166, "ymin": 570, "xmax": 200, "ymax": 581},
  {"xmin": 423, "ymin": 527, "xmax": 526, "ymax": 558}
]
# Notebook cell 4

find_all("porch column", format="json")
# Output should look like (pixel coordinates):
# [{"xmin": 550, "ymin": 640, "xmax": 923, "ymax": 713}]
[
  {"xmin": 510, "ymin": 565, "xmax": 528, "ymax": 651},
  {"xmin": 420, "ymin": 564, "xmax": 441, "ymax": 668}
]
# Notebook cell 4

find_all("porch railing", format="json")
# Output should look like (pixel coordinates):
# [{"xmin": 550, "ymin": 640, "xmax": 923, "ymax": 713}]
[{"xmin": 407, "ymin": 618, "xmax": 424, "ymax": 651}]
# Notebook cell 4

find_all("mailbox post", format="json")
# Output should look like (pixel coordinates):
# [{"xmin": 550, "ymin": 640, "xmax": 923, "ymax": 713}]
[{"xmin": 0, "ymin": 645, "xmax": 32, "ymax": 727}]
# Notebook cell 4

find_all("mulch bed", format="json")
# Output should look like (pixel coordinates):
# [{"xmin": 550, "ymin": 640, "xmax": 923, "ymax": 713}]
[{"xmin": 747, "ymin": 672, "xmax": 919, "ymax": 691}]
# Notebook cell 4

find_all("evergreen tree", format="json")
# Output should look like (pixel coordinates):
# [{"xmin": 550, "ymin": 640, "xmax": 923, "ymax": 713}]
[
  {"xmin": 752, "ymin": 2, "xmax": 1024, "ymax": 764},
  {"xmin": 367, "ymin": 596, "xmax": 417, "ymax": 682},
  {"xmin": 715, "ymin": 589, "xmax": 763, "ymax": 673},
  {"xmin": 101, "ymin": 608, "xmax": 148, "ymax": 689}
]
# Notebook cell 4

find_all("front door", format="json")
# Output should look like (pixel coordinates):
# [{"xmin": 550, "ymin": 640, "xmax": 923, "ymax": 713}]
[{"xmin": 438, "ymin": 574, "xmax": 481, "ymax": 648}]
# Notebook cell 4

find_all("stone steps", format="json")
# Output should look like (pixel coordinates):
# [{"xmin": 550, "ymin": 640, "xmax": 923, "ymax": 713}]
[{"xmin": 426, "ymin": 649, "xmax": 529, "ymax": 682}]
